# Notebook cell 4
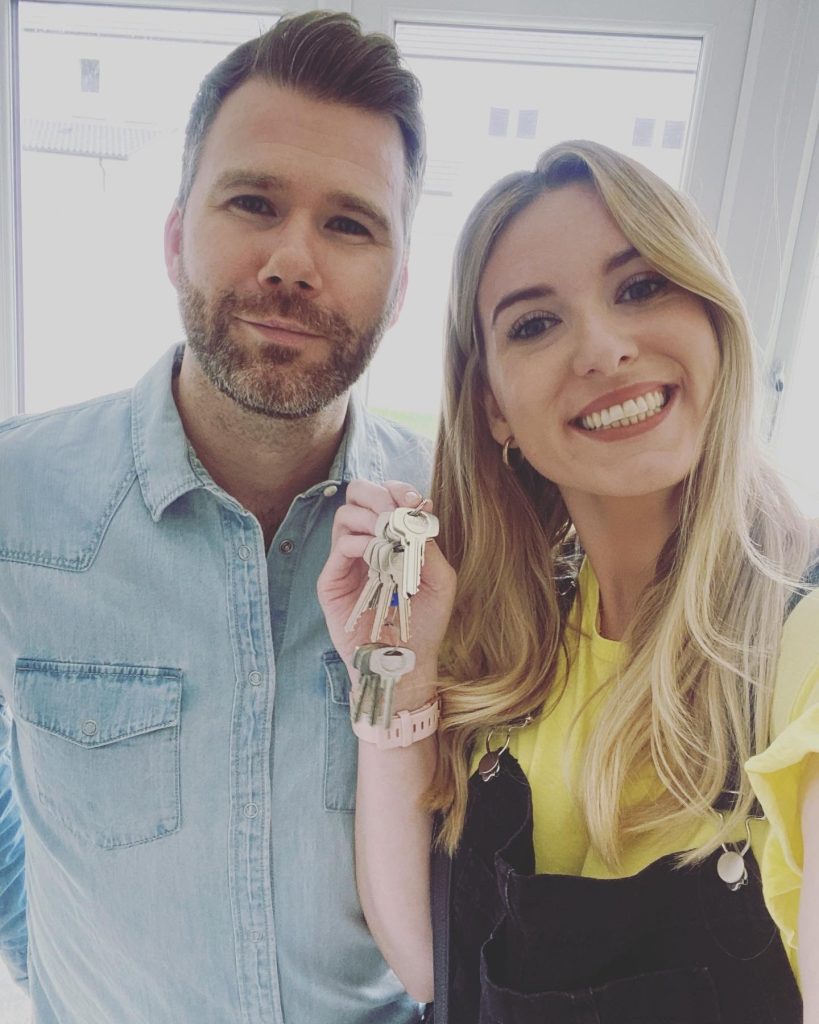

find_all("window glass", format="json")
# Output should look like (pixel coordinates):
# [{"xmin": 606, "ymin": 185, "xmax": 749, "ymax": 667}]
[
  {"xmin": 18, "ymin": 2, "xmax": 277, "ymax": 412},
  {"xmin": 364, "ymin": 23, "xmax": 701, "ymax": 435},
  {"xmin": 774, "ymin": 247, "xmax": 819, "ymax": 515}
]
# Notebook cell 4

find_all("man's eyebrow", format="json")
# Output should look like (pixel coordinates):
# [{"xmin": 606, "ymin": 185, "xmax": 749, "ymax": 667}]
[
  {"xmin": 491, "ymin": 285, "xmax": 555, "ymax": 328},
  {"xmin": 326, "ymin": 191, "xmax": 392, "ymax": 236},
  {"xmin": 604, "ymin": 246, "xmax": 641, "ymax": 274},
  {"xmin": 209, "ymin": 171, "xmax": 286, "ymax": 196}
]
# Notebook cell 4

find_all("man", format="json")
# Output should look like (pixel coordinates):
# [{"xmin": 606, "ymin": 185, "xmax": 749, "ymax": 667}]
[{"xmin": 0, "ymin": 12, "xmax": 430, "ymax": 1023}]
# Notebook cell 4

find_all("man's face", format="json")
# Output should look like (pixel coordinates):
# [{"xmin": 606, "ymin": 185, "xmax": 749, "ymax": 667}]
[{"xmin": 164, "ymin": 78, "xmax": 408, "ymax": 419}]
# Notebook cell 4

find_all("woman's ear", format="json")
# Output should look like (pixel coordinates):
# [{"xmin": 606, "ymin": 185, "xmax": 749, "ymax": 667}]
[{"xmin": 482, "ymin": 383, "xmax": 514, "ymax": 448}]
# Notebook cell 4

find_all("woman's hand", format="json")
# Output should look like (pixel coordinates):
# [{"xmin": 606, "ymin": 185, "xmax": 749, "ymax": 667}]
[{"xmin": 317, "ymin": 479, "xmax": 456, "ymax": 690}]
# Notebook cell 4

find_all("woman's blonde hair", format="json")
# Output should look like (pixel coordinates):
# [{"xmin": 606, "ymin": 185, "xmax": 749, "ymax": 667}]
[{"xmin": 428, "ymin": 140, "xmax": 815, "ymax": 861}]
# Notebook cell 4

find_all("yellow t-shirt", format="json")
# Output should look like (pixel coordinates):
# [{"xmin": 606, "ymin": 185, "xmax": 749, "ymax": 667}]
[
  {"xmin": 745, "ymin": 582, "xmax": 819, "ymax": 971},
  {"xmin": 473, "ymin": 559, "xmax": 819, "ymax": 976}
]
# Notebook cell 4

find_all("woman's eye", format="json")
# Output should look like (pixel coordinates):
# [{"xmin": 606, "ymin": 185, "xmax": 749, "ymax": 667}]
[
  {"xmin": 328, "ymin": 216, "xmax": 370, "ymax": 237},
  {"xmin": 618, "ymin": 274, "xmax": 669, "ymax": 303},
  {"xmin": 230, "ymin": 195, "xmax": 273, "ymax": 216},
  {"xmin": 507, "ymin": 312, "xmax": 560, "ymax": 341}
]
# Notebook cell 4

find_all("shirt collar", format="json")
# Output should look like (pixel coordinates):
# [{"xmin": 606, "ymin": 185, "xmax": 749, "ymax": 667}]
[
  {"xmin": 131, "ymin": 344, "xmax": 388, "ymax": 517},
  {"xmin": 131, "ymin": 345, "xmax": 203, "ymax": 521},
  {"xmin": 323, "ymin": 386, "xmax": 388, "ymax": 491}
]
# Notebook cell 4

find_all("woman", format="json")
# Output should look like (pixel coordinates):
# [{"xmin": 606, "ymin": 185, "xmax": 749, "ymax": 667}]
[{"xmin": 318, "ymin": 140, "xmax": 819, "ymax": 1023}]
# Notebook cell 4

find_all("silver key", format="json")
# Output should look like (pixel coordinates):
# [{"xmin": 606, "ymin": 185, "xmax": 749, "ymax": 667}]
[
  {"xmin": 384, "ymin": 508, "xmax": 439, "ymax": 603},
  {"xmin": 369, "ymin": 566, "xmax": 396, "ymax": 642},
  {"xmin": 352, "ymin": 642, "xmax": 384, "ymax": 723},
  {"xmin": 386, "ymin": 546, "xmax": 411, "ymax": 642},
  {"xmin": 368, "ymin": 646, "xmax": 416, "ymax": 727},
  {"xmin": 345, "ymin": 538, "xmax": 393, "ymax": 635}
]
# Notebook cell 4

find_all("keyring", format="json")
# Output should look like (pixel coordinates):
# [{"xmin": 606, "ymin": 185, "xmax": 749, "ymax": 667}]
[
  {"xmin": 477, "ymin": 727, "xmax": 512, "ymax": 782},
  {"xmin": 408, "ymin": 496, "xmax": 430, "ymax": 517},
  {"xmin": 716, "ymin": 815, "xmax": 752, "ymax": 891}
]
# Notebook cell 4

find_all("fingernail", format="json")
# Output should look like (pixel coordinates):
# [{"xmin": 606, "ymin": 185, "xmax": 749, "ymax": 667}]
[{"xmin": 405, "ymin": 490, "xmax": 421, "ymax": 503}]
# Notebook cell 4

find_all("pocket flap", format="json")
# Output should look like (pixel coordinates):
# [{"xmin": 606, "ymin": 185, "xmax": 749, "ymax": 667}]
[
  {"xmin": 14, "ymin": 659, "xmax": 181, "ymax": 747},
  {"xmin": 322, "ymin": 650, "xmax": 352, "ymax": 707}
]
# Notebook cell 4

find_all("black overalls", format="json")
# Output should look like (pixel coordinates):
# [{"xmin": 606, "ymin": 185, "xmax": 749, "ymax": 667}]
[{"xmin": 433, "ymin": 751, "xmax": 802, "ymax": 1024}]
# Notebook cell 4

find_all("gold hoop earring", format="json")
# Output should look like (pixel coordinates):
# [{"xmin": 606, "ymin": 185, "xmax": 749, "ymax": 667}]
[{"xmin": 501, "ymin": 436, "xmax": 517, "ymax": 469}]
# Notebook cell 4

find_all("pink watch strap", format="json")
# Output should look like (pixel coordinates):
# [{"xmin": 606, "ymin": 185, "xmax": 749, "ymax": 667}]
[{"xmin": 351, "ymin": 698, "xmax": 439, "ymax": 749}]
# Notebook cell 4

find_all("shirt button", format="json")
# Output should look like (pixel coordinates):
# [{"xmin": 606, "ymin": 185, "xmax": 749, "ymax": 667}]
[
  {"xmin": 243, "ymin": 803, "xmax": 259, "ymax": 818},
  {"xmin": 248, "ymin": 671, "xmax": 262, "ymax": 686},
  {"xmin": 237, "ymin": 544, "xmax": 251, "ymax": 560},
  {"xmin": 279, "ymin": 539, "xmax": 294, "ymax": 554},
  {"xmin": 81, "ymin": 720, "xmax": 98, "ymax": 737},
  {"xmin": 323, "ymin": 484, "xmax": 338, "ymax": 497}
]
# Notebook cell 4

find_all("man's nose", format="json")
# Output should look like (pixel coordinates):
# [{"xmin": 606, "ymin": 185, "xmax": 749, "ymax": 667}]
[
  {"xmin": 570, "ymin": 314, "xmax": 639, "ymax": 377},
  {"xmin": 257, "ymin": 217, "xmax": 322, "ymax": 292}
]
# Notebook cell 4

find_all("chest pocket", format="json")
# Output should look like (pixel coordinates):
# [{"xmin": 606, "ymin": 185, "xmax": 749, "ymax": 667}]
[{"xmin": 14, "ymin": 659, "xmax": 182, "ymax": 850}]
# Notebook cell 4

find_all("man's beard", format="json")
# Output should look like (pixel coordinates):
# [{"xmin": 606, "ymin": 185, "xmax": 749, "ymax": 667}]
[{"xmin": 176, "ymin": 263, "xmax": 394, "ymax": 419}]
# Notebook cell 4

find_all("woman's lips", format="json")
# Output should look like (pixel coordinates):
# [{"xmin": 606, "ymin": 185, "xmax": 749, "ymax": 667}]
[{"xmin": 571, "ymin": 386, "xmax": 676, "ymax": 441}]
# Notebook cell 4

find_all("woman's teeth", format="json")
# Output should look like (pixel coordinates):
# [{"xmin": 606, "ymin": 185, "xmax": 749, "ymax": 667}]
[{"xmin": 579, "ymin": 388, "xmax": 668, "ymax": 431}]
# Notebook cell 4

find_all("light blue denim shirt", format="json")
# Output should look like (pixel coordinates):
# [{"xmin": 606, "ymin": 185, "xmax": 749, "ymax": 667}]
[{"xmin": 0, "ymin": 345, "xmax": 432, "ymax": 1024}]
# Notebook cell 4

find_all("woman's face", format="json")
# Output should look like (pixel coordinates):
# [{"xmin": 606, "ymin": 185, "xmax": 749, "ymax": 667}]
[{"xmin": 478, "ymin": 182, "xmax": 720, "ymax": 505}]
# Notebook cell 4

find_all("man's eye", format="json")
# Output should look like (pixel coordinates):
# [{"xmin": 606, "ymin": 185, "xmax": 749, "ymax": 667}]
[
  {"xmin": 230, "ymin": 195, "xmax": 273, "ymax": 216},
  {"xmin": 508, "ymin": 312, "xmax": 560, "ymax": 342},
  {"xmin": 618, "ymin": 274, "xmax": 669, "ymax": 303},
  {"xmin": 328, "ymin": 216, "xmax": 370, "ymax": 237}
]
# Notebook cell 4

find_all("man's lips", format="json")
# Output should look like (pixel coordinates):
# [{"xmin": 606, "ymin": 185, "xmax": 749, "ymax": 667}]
[{"xmin": 236, "ymin": 316, "xmax": 324, "ymax": 342}]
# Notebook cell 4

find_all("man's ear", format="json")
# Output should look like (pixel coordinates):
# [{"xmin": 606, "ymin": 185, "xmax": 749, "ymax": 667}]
[
  {"xmin": 482, "ymin": 381, "xmax": 514, "ymax": 447},
  {"xmin": 387, "ymin": 261, "xmax": 409, "ymax": 328},
  {"xmin": 164, "ymin": 205, "xmax": 183, "ymax": 289}
]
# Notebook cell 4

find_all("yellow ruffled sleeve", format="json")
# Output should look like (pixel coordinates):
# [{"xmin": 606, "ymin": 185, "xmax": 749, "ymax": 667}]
[{"xmin": 745, "ymin": 588, "xmax": 819, "ymax": 966}]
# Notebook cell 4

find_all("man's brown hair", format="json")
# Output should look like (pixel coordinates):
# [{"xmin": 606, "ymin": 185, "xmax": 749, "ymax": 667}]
[{"xmin": 177, "ymin": 11, "xmax": 425, "ymax": 227}]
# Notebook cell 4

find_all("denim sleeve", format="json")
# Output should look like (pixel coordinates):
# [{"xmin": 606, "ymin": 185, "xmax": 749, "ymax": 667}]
[{"xmin": 0, "ymin": 695, "xmax": 28, "ymax": 985}]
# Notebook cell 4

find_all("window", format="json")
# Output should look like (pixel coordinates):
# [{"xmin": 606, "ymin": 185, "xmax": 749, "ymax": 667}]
[
  {"xmin": 773, "ymin": 244, "xmax": 819, "ymax": 515},
  {"xmin": 632, "ymin": 116, "xmax": 655, "ymax": 146},
  {"xmin": 516, "ymin": 108, "xmax": 538, "ymax": 139},
  {"xmin": 662, "ymin": 118, "xmax": 686, "ymax": 149},
  {"xmin": 488, "ymin": 106, "xmax": 510, "ymax": 137},
  {"xmin": 80, "ymin": 56, "xmax": 100, "ymax": 92}
]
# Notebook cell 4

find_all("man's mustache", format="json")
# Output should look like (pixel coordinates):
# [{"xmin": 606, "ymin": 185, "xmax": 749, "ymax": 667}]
[{"xmin": 227, "ymin": 290, "xmax": 352, "ymax": 340}]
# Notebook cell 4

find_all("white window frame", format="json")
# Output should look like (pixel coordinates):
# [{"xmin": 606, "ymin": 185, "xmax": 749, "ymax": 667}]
[{"xmin": 2, "ymin": 0, "xmax": 819, "ymax": 433}]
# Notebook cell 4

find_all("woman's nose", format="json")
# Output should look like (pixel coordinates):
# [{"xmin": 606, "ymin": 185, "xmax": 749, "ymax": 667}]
[{"xmin": 570, "ymin": 314, "xmax": 639, "ymax": 377}]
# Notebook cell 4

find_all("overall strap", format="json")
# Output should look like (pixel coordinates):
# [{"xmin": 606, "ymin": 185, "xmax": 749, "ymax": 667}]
[{"xmin": 428, "ymin": 841, "xmax": 451, "ymax": 1024}]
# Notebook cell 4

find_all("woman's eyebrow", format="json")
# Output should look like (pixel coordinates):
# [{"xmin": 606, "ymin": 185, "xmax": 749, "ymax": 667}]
[
  {"xmin": 604, "ymin": 246, "xmax": 641, "ymax": 274},
  {"xmin": 490, "ymin": 247, "xmax": 642, "ymax": 327},
  {"xmin": 491, "ymin": 285, "xmax": 555, "ymax": 328}
]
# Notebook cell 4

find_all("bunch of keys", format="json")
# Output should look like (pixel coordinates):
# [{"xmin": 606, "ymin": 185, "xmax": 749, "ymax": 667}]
[
  {"xmin": 352, "ymin": 643, "xmax": 417, "ymax": 727},
  {"xmin": 344, "ymin": 503, "xmax": 439, "ymax": 644}
]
